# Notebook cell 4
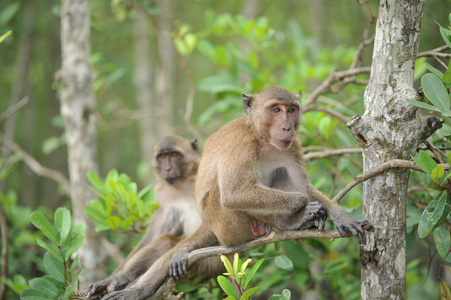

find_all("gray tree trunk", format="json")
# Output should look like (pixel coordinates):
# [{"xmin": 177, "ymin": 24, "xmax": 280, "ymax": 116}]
[
  {"xmin": 156, "ymin": 0, "xmax": 173, "ymax": 135},
  {"xmin": 60, "ymin": 0, "xmax": 105, "ymax": 285},
  {"xmin": 133, "ymin": 8, "xmax": 161, "ymax": 175},
  {"xmin": 347, "ymin": 1, "xmax": 441, "ymax": 299}
]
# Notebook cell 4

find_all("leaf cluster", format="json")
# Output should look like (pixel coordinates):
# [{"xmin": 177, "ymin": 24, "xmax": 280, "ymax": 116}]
[
  {"xmin": 20, "ymin": 207, "xmax": 85, "ymax": 299},
  {"xmin": 85, "ymin": 169, "xmax": 158, "ymax": 233}
]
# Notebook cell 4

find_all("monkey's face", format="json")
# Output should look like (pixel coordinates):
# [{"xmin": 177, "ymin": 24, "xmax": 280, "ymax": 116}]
[
  {"xmin": 264, "ymin": 100, "xmax": 300, "ymax": 150},
  {"xmin": 156, "ymin": 151, "xmax": 184, "ymax": 184}
]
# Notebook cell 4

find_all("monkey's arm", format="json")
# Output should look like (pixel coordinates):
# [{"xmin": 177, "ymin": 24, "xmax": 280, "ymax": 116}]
[
  {"xmin": 169, "ymin": 222, "xmax": 218, "ymax": 280},
  {"xmin": 309, "ymin": 187, "xmax": 368, "ymax": 244}
]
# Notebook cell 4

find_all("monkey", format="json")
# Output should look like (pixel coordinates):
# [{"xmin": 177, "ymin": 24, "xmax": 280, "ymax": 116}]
[
  {"xmin": 99, "ymin": 86, "xmax": 370, "ymax": 300},
  {"xmin": 81, "ymin": 135, "xmax": 207, "ymax": 298}
]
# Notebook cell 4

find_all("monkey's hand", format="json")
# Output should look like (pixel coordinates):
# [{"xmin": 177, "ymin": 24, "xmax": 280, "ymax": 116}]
[
  {"xmin": 276, "ymin": 201, "xmax": 327, "ymax": 230},
  {"xmin": 329, "ymin": 210, "xmax": 370, "ymax": 244},
  {"xmin": 169, "ymin": 244, "xmax": 190, "ymax": 281}
]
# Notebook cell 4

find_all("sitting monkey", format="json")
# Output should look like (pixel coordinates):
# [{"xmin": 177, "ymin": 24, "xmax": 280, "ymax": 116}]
[
  {"xmin": 81, "ymin": 136, "xmax": 214, "ymax": 297},
  {"xmin": 98, "ymin": 86, "xmax": 370, "ymax": 300}
]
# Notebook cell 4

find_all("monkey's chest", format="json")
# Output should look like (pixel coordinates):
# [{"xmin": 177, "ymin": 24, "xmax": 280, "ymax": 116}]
[{"xmin": 257, "ymin": 163, "xmax": 305, "ymax": 192}]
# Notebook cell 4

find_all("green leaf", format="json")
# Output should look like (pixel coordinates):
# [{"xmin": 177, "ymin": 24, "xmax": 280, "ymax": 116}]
[
  {"xmin": 434, "ymin": 227, "xmax": 451, "ymax": 263},
  {"xmin": 431, "ymin": 165, "xmax": 445, "ymax": 182},
  {"xmin": 274, "ymin": 255, "xmax": 293, "ymax": 270},
  {"xmin": 30, "ymin": 212, "xmax": 58, "ymax": 245},
  {"xmin": 240, "ymin": 286, "xmax": 259, "ymax": 300},
  {"xmin": 87, "ymin": 171, "xmax": 106, "ymax": 195},
  {"xmin": 29, "ymin": 277, "xmax": 60, "ymax": 297},
  {"xmin": 85, "ymin": 204, "xmax": 108, "ymax": 224},
  {"xmin": 421, "ymin": 73, "xmax": 450, "ymax": 112},
  {"xmin": 217, "ymin": 275, "xmax": 238, "ymax": 299},
  {"xmin": 54, "ymin": 207, "xmax": 71, "ymax": 243},
  {"xmin": 20, "ymin": 288, "xmax": 55, "ymax": 300},
  {"xmin": 65, "ymin": 224, "xmax": 86, "ymax": 260},
  {"xmin": 406, "ymin": 99, "xmax": 441, "ymax": 112},
  {"xmin": 413, "ymin": 150, "xmax": 438, "ymax": 175},
  {"xmin": 107, "ymin": 216, "xmax": 121, "ymax": 230},
  {"xmin": 244, "ymin": 258, "xmax": 264, "ymax": 288},
  {"xmin": 418, "ymin": 191, "xmax": 448, "ymax": 238},
  {"xmin": 43, "ymin": 252, "xmax": 65, "ymax": 282},
  {"xmin": 37, "ymin": 239, "xmax": 60, "ymax": 259},
  {"xmin": 0, "ymin": 3, "xmax": 20, "ymax": 26},
  {"xmin": 439, "ymin": 26, "xmax": 451, "ymax": 49}
]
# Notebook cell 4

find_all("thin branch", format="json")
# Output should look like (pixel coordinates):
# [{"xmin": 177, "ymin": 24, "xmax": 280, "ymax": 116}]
[
  {"xmin": 417, "ymin": 45, "xmax": 450, "ymax": 58},
  {"xmin": 304, "ymin": 147, "xmax": 362, "ymax": 161},
  {"xmin": 0, "ymin": 96, "xmax": 30, "ymax": 123},
  {"xmin": 303, "ymin": 103, "xmax": 349, "ymax": 123},
  {"xmin": 331, "ymin": 159, "xmax": 424, "ymax": 203},
  {"xmin": 305, "ymin": 67, "xmax": 371, "ymax": 106},
  {"xmin": 0, "ymin": 204, "xmax": 8, "ymax": 300},
  {"xmin": 0, "ymin": 132, "xmax": 70, "ymax": 192}
]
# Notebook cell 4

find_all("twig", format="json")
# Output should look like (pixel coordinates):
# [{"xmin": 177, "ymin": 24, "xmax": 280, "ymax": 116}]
[
  {"xmin": 417, "ymin": 45, "xmax": 450, "ymax": 58},
  {"xmin": 305, "ymin": 67, "xmax": 371, "ymax": 107},
  {"xmin": 304, "ymin": 147, "xmax": 362, "ymax": 161},
  {"xmin": 0, "ymin": 96, "xmax": 30, "ymax": 123},
  {"xmin": 331, "ymin": 159, "xmax": 424, "ymax": 203},
  {"xmin": 303, "ymin": 103, "xmax": 349, "ymax": 123},
  {"xmin": 0, "ymin": 132, "xmax": 70, "ymax": 192},
  {"xmin": 0, "ymin": 204, "xmax": 8, "ymax": 300}
]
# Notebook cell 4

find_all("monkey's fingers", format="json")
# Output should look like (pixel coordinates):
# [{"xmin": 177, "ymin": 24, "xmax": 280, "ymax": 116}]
[{"xmin": 169, "ymin": 260, "xmax": 187, "ymax": 281}]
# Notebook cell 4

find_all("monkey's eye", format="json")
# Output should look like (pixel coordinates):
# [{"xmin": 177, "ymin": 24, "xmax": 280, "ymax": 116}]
[
  {"xmin": 158, "ymin": 153, "xmax": 168, "ymax": 159},
  {"xmin": 170, "ymin": 152, "xmax": 181, "ymax": 157},
  {"xmin": 272, "ymin": 107, "xmax": 281, "ymax": 113},
  {"xmin": 287, "ymin": 107, "xmax": 296, "ymax": 113}
]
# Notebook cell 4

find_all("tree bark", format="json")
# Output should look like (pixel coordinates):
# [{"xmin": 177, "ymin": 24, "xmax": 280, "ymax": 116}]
[
  {"xmin": 156, "ymin": 0, "xmax": 173, "ymax": 135},
  {"xmin": 59, "ymin": 0, "xmax": 105, "ymax": 285},
  {"xmin": 347, "ymin": 1, "xmax": 440, "ymax": 299},
  {"xmin": 133, "ymin": 7, "xmax": 161, "ymax": 175}
]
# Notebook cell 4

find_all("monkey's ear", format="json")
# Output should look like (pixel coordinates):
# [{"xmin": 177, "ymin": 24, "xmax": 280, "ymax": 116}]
[
  {"xmin": 242, "ymin": 93, "xmax": 253, "ymax": 115},
  {"xmin": 190, "ymin": 139, "xmax": 199, "ymax": 154}
]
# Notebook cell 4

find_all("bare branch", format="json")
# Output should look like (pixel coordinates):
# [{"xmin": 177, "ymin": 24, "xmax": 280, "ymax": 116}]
[
  {"xmin": 304, "ymin": 147, "xmax": 362, "ymax": 161},
  {"xmin": 332, "ymin": 159, "xmax": 425, "ymax": 203},
  {"xmin": 305, "ymin": 67, "xmax": 371, "ymax": 106},
  {"xmin": 417, "ymin": 45, "xmax": 450, "ymax": 58},
  {"xmin": 0, "ymin": 132, "xmax": 70, "ymax": 192},
  {"xmin": 0, "ymin": 96, "xmax": 30, "ymax": 123},
  {"xmin": 303, "ymin": 103, "xmax": 349, "ymax": 123}
]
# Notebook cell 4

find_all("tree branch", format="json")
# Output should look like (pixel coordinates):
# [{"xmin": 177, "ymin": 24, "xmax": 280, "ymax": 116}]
[
  {"xmin": 0, "ymin": 132, "xmax": 70, "ymax": 192},
  {"xmin": 304, "ymin": 147, "xmax": 362, "ymax": 161}
]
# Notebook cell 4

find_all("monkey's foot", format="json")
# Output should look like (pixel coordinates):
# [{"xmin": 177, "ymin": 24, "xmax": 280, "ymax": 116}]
[{"xmin": 80, "ymin": 277, "xmax": 129, "ymax": 298}]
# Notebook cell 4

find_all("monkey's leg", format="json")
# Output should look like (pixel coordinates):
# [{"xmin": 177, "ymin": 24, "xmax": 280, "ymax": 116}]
[
  {"xmin": 81, "ymin": 233, "xmax": 179, "ymax": 297},
  {"xmin": 101, "ymin": 248, "xmax": 176, "ymax": 300}
]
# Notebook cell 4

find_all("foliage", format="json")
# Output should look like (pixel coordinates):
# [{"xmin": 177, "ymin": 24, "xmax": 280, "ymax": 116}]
[
  {"xmin": 20, "ymin": 207, "xmax": 85, "ymax": 300},
  {"xmin": 85, "ymin": 169, "xmax": 159, "ymax": 233},
  {"xmin": 173, "ymin": 11, "xmax": 361, "ymax": 128},
  {"xmin": 217, "ymin": 253, "xmax": 263, "ymax": 300}
]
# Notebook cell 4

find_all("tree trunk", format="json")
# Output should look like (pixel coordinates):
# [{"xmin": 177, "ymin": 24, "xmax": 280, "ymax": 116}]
[
  {"xmin": 133, "ymin": 7, "xmax": 161, "ymax": 174},
  {"xmin": 59, "ymin": 0, "xmax": 105, "ymax": 285},
  {"xmin": 156, "ymin": 0, "xmax": 173, "ymax": 135},
  {"xmin": 347, "ymin": 1, "xmax": 441, "ymax": 299}
]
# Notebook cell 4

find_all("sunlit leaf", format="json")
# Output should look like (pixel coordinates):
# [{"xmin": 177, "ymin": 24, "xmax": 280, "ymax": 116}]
[
  {"xmin": 30, "ymin": 212, "xmax": 58, "ymax": 245},
  {"xmin": 217, "ymin": 275, "xmax": 238, "ymax": 299},
  {"xmin": 54, "ymin": 207, "xmax": 71, "ymax": 243},
  {"xmin": 421, "ymin": 73, "xmax": 450, "ymax": 112}
]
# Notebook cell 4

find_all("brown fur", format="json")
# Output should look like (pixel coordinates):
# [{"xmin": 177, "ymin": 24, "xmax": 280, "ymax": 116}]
[
  {"xmin": 97, "ymin": 86, "xmax": 368, "ymax": 300},
  {"xmin": 81, "ymin": 135, "xmax": 206, "ymax": 298}
]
